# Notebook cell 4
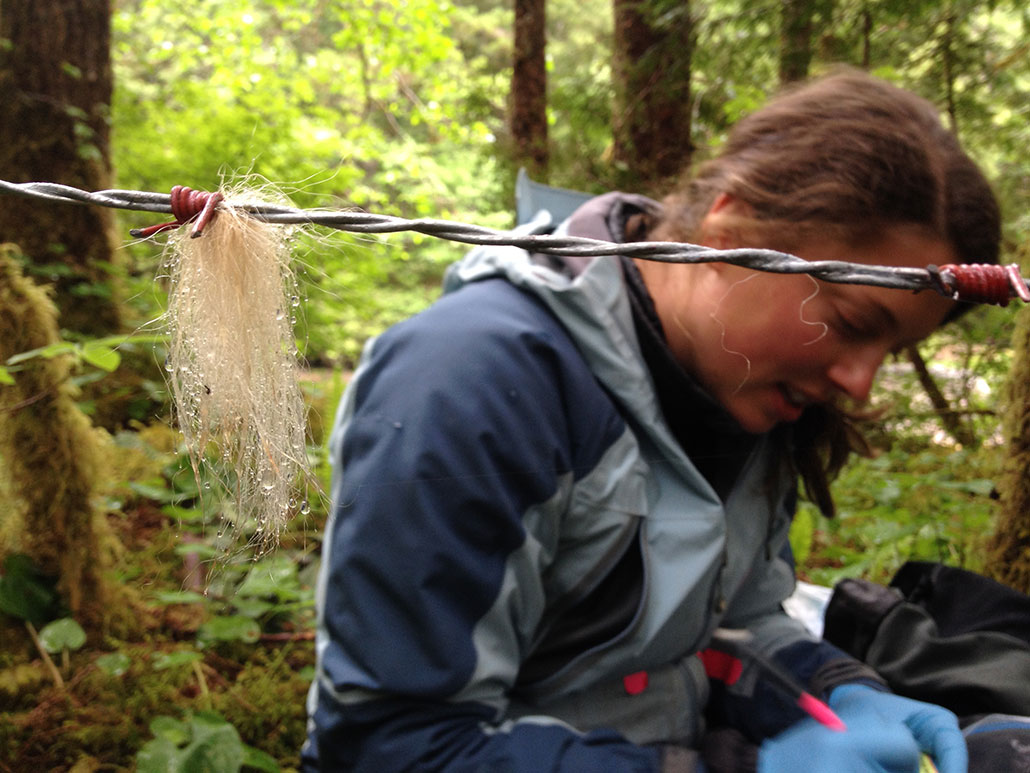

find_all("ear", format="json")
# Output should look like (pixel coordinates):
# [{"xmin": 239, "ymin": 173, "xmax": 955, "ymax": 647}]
[{"xmin": 698, "ymin": 193, "xmax": 751, "ymax": 250}]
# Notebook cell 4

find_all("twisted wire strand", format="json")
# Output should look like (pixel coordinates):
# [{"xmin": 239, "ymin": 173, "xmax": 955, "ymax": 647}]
[{"xmin": 2, "ymin": 178, "xmax": 1026, "ymax": 302}]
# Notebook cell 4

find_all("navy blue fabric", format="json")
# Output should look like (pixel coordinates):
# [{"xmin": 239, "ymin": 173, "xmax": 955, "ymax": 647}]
[
  {"xmin": 307, "ymin": 688, "xmax": 662, "ymax": 772},
  {"xmin": 309, "ymin": 278, "xmax": 646, "ymax": 769}
]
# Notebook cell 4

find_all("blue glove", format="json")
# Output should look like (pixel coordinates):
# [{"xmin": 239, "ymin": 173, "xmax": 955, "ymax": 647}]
[
  {"xmin": 829, "ymin": 685, "xmax": 966, "ymax": 773},
  {"xmin": 757, "ymin": 684, "xmax": 967, "ymax": 773}
]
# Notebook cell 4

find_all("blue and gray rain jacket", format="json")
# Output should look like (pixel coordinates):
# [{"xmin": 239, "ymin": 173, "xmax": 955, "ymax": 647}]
[{"xmin": 303, "ymin": 193, "xmax": 881, "ymax": 772}]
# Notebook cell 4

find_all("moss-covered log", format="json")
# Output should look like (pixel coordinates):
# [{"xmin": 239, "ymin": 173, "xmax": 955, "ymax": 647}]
[
  {"xmin": 988, "ymin": 259, "xmax": 1030, "ymax": 592},
  {"xmin": 0, "ymin": 245, "xmax": 112, "ymax": 622}
]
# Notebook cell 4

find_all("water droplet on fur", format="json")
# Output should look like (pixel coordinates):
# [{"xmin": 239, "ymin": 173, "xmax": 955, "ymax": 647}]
[{"xmin": 300, "ymin": 500, "xmax": 311, "ymax": 515}]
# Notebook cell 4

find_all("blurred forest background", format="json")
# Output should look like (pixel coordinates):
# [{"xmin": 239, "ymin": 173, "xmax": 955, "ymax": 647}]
[{"xmin": 2, "ymin": 0, "xmax": 1030, "ymax": 770}]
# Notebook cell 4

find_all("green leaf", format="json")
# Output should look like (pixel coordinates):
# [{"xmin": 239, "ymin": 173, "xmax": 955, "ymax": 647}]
[
  {"xmin": 136, "ymin": 736, "xmax": 183, "ymax": 772},
  {"xmin": 151, "ymin": 650, "xmax": 203, "ymax": 671},
  {"xmin": 138, "ymin": 714, "xmax": 248, "ymax": 773},
  {"xmin": 0, "ymin": 554, "xmax": 61, "ymax": 624},
  {"xmin": 39, "ymin": 617, "xmax": 87, "ymax": 653},
  {"xmin": 130, "ymin": 481, "xmax": 185, "ymax": 504},
  {"xmin": 153, "ymin": 590, "xmax": 208, "ymax": 605},
  {"xmin": 81, "ymin": 342, "xmax": 121, "ymax": 372},
  {"xmin": 5, "ymin": 342, "xmax": 71, "ymax": 365},
  {"xmin": 0, "ymin": 366, "xmax": 13, "ymax": 385},
  {"xmin": 197, "ymin": 615, "xmax": 261, "ymax": 645},
  {"xmin": 95, "ymin": 652, "xmax": 132, "ymax": 677},
  {"xmin": 162, "ymin": 505, "xmax": 207, "ymax": 523},
  {"xmin": 242, "ymin": 745, "xmax": 280, "ymax": 772},
  {"xmin": 179, "ymin": 716, "xmax": 245, "ymax": 772},
  {"xmin": 235, "ymin": 557, "xmax": 300, "ymax": 601},
  {"xmin": 231, "ymin": 597, "xmax": 275, "ymax": 619}
]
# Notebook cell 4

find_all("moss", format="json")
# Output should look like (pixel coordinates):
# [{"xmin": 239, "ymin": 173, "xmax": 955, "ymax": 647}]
[
  {"xmin": 213, "ymin": 644, "xmax": 314, "ymax": 766},
  {"xmin": 989, "ymin": 250, "xmax": 1030, "ymax": 592},
  {"xmin": 0, "ymin": 245, "xmax": 125, "ymax": 625},
  {"xmin": 0, "ymin": 663, "xmax": 48, "ymax": 711}
]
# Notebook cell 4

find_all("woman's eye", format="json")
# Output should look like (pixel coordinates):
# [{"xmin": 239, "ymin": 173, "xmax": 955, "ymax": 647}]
[{"xmin": 835, "ymin": 314, "xmax": 875, "ymax": 340}]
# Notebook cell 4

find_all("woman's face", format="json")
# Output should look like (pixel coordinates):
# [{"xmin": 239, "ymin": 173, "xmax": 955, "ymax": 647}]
[{"xmin": 650, "ymin": 225, "xmax": 958, "ymax": 434}]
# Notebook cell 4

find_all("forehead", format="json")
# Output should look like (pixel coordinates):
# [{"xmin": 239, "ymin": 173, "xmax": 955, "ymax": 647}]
[{"xmin": 825, "ymin": 228, "xmax": 958, "ymax": 339}]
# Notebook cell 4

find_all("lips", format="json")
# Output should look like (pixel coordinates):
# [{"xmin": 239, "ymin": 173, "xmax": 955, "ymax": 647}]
[{"xmin": 781, "ymin": 385, "xmax": 812, "ymax": 408}]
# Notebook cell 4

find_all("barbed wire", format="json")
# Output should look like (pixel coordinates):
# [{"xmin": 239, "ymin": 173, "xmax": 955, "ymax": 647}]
[{"xmin": 1, "ymin": 178, "xmax": 1027, "ymax": 305}]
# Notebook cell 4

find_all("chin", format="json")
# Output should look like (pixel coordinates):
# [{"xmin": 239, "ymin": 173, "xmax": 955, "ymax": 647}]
[{"xmin": 731, "ymin": 412, "xmax": 777, "ymax": 435}]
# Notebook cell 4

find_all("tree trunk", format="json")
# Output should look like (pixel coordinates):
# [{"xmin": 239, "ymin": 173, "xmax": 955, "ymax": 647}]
[
  {"xmin": 904, "ymin": 345, "xmax": 977, "ymax": 449},
  {"xmin": 0, "ymin": 0, "xmax": 122, "ymax": 336},
  {"xmin": 612, "ymin": 0, "xmax": 694, "ymax": 195},
  {"xmin": 512, "ymin": 0, "xmax": 549, "ymax": 181},
  {"xmin": 0, "ymin": 246, "xmax": 113, "ymax": 625},
  {"xmin": 780, "ymin": 0, "xmax": 816, "ymax": 84},
  {"xmin": 988, "ymin": 265, "xmax": 1030, "ymax": 593}
]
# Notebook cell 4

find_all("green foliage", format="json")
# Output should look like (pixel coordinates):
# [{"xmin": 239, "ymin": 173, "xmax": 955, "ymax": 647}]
[
  {"xmin": 0, "ymin": 554, "xmax": 62, "ymax": 625},
  {"xmin": 136, "ymin": 711, "xmax": 279, "ymax": 773},
  {"xmin": 7, "ymin": 0, "xmax": 1030, "ymax": 768},
  {"xmin": 792, "ymin": 444, "xmax": 1002, "ymax": 586}
]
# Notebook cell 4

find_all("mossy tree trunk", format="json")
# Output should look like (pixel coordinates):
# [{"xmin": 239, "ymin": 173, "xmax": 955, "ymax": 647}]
[
  {"xmin": 988, "ymin": 288, "xmax": 1030, "ymax": 593},
  {"xmin": 0, "ymin": 246, "xmax": 113, "ymax": 624},
  {"xmin": 612, "ymin": 0, "xmax": 694, "ymax": 195},
  {"xmin": 0, "ymin": 0, "xmax": 122, "ymax": 336}
]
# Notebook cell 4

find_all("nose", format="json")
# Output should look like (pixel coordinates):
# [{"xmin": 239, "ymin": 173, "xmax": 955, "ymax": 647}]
[{"xmin": 826, "ymin": 345, "xmax": 886, "ymax": 403}]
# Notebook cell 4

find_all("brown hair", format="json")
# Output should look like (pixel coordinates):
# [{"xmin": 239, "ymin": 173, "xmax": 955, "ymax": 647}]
[{"xmin": 651, "ymin": 69, "xmax": 1002, "ymax": 516}]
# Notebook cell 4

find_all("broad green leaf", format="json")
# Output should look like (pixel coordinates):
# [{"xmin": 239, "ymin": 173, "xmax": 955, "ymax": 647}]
[
  {"xmin": 236, "ymin": 557, "xmax": 300, "ymax": 600},
  {"xmin": 153, "ymin": 590, "xmax": 208, "ymax": 605},
  {"xmin": 178, "ymin": 721, "xmax": 245, "ymax": 773},
  {"xmin": 0, "ymin": 554, "xmax": 61, "ymax": 624},
  {"xmin": 95, "ymin": 652, "xmax": 132, "ymax": 677},
  {"xmin": 231, "ymin": 597, "xmax": 275, "ymax": 619},
  {"xmin": 81, "ymin": 342, "xmax": 121, "ymax": 371},
  {"xmin": 196, "ymin": 615, "xmax": 261, "ymax": 645},
  {"xmin": 136, "ymin": 736, "xmax": 183, "ymax": 773},
  {"xmin": 39, "ymin": 617, "xmax": 87, "ymax": 653},
  {"xmin": 0, "ymin": 366, "xmax": 14, "ymax": 385},
  {"xmin": 242, "ymin": 745, "xmax": 280, "ymax": 772},
  {"xmin": 161, "ymin": 505, "xmax": 207, "ymax": 523}
]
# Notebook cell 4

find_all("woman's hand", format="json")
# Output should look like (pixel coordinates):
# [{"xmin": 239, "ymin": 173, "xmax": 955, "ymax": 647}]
[{"xmin": 757, "ymin": 684, "xmax": 966, "ymax": 773}]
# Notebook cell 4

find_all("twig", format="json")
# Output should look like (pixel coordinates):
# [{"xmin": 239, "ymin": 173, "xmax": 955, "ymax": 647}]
[
  {"xmin": 192, "ymin": 658, "xmax": 212, "ymax": 711},
  {"xmin": 258, "ymin": 630, "xmax": 315, "ymax": 642},
  {"xmin": 24, "ymin": 620, "xmax": 64, "ymax": 690}
]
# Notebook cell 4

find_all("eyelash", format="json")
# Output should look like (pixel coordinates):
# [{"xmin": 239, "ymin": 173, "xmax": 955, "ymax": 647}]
[{"xmin": 834, "ymin": 313, "xmax": 874, "ymax": 340}]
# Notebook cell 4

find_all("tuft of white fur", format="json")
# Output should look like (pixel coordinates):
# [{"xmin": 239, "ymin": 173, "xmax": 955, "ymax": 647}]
[{"xmin": 162, "ymin": 187, "xmax": 309, "ymax": 548}]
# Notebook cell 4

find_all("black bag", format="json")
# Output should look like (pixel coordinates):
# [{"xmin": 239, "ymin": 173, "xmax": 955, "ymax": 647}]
[{"xmin": 824, "ymin": 561, "xmax": 1030, "ymax": 771}]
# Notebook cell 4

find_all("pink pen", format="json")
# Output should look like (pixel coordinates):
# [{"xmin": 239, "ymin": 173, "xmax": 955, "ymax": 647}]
[{"xmin": 708, "ymin": 628, "xmax": 847, "ymax": 732}]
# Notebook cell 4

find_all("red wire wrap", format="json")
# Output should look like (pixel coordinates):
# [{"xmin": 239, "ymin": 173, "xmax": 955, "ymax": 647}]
[
  {"xmin": 935, "ymin": 263, "xmax": 1030, "ymax": 306},
  {"xmin": 129, "ymin": 185, "xmax": 224, "ymax": 239}
]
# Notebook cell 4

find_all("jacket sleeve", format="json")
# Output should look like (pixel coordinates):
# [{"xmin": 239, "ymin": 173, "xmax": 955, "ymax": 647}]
[
  {"xmin": 303, "ymin": 279, "xmax": 674, "ymax": 772},
  {"xmin": 706, "ymin": 494, "xmax": 887, "ymax": 743}
]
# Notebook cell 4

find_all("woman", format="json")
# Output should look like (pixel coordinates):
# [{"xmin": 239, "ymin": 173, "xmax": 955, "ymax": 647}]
[{"xmin": 303, "ymin": 70, "xmax": 1000, "ymax": 772}]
